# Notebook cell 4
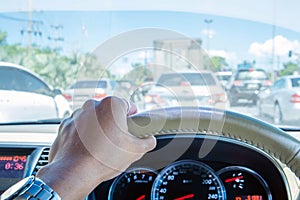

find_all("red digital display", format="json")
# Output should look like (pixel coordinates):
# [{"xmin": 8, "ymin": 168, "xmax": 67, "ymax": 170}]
[
  {"xmin": 0, "ymin": 153, "xmax": 29, "ymax": 195},
  {"xmin": 235, "ymin": 195, "xmax": 263, "ymax": 200},
  {"xmin": 0, "ymin": 155, "xmax": 27, "ymax": 178}
]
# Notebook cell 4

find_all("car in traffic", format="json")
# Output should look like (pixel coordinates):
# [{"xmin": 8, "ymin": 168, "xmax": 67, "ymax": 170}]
[
  {"xmin": 144, "ymin": 71, "xmax": 228, "ymax": 109},
  {"xmin": 227, "ymin": 68, "xmax": 272, "ymax": 106},
  {"xmin": 63, "ymin": 79, "xmax": 116, "ymax": 110},
  {"xmin": 257, "ymin": 75, "xmax": 300, "ymax": 124},
  {"xmin": 215, "ymin": 71, "xmax": 232, "ymax": 88},
  {"xmin": 0, "ymin": 62, "xmax": 72, "ymax": 123}
]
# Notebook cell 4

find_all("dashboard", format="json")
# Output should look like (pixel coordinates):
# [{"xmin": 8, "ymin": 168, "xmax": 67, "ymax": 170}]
[
  {"xmin": 0, "ymin": 134, "xmax": 297, "ymax": 200},
  {"xmin": 92, "ymin": 135, "xmax": 288, "ymax": 200},
  {"xmin": 0, "ymin": 110, "xmax": 299, "ymax": 200}
]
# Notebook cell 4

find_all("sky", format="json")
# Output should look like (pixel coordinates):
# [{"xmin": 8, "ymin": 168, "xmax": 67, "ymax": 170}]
[{"xmin": 1, "ymin": 9, "xmax": 300, "ymax": 73}]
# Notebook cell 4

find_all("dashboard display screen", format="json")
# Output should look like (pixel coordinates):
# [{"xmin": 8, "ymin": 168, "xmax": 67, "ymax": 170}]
[
  {"xmin": 0, "ymin": 155, "xmax": 27, "ymax": 178},
  {"xmin": 0, "ymin": 154, "xmax": 28, "ymax": 194}
]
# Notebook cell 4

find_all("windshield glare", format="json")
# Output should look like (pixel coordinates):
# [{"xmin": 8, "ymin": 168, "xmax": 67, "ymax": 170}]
[{"xmin": 0, "ymin": 2, "xmax": 300, "ymax": 129}]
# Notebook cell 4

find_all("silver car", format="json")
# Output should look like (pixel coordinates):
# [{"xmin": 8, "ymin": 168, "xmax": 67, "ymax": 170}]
[
  {"xmin": 257, "ymin": 75, "xmax": 300, "ymax": 124},
  {"xmin": 145, "ymin": 71, "xmax": 228, "ymax": 109},
  {"xmin": 63, "ymin": 79, "xmax": 116, "ymax": 110}
]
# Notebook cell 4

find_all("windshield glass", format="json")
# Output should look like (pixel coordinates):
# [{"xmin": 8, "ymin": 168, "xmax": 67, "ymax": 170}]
[
  {"xmin": 291, "ymin": 78, "xmax": 300, "ymax": 87},
  {"xmin": 236, "ymin": 70, "xmax": 268, "ymax": 80},
  {"xmin": 0, "ymin": 1, "xmax": 300, "ymax": 129}
]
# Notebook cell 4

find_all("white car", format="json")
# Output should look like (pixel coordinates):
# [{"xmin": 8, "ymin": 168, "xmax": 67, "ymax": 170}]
[
  {"xmin": 0, "ymin": 62, "xmax": 72, "ymax": 123},
  {"xmin": 63, "ymin": 79, "xmax": 116, "ymax": 110},
  {"xmin": 258, "ymin": 75, "xmax": 300, "ymax": 124}
]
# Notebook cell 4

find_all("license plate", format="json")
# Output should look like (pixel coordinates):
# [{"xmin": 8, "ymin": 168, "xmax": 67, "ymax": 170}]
[{"xmin": 247, "ymin": 84, "xmax": 258, "ymax": 89}]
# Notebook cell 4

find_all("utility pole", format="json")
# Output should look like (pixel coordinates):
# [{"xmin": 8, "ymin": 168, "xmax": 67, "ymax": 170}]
[
  {"xmin": 204, "ymin": 19, "xmax": 213, "ymax": 55},
  {"xmin": 18, "ymin": 0, "xmax": 43, "ymax": 50},
  {"xmin": 28, "ymin": 0, "xmax": 32, "ymax": 50},
  {"xmin": 204, "ymin": 19, "xmax": 213, "ymax": 69},
  {"xmin": 48, "ymin": 24, "xmax": 64, "ymax": 52}
]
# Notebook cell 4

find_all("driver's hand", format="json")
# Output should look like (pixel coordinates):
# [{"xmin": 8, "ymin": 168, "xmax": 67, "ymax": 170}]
[{"xmin": 37, "ymin": 96, "xmax": 157, "ymax": 200}]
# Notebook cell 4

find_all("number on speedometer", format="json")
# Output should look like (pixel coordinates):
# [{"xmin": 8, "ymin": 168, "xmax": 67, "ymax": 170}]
[{"xmin": 151, "ymin": 160, "xmax": 226, "ymax": 200}]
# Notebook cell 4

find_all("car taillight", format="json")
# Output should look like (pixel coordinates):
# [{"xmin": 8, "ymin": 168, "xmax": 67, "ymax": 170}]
[
  {"xmin": 263, "ymin": 80, "xmax": 272, "ymax": 86},
  {"xmin": 93, "ymin": 93, "xmax": 107, "ymax": 99},
  {"xmin": 208, "ymin": 93, "xmax": 228, "ymax": 104},
  {"xmin": 233, "ymin": 80, "xmax": 243, "ymax": 86},
  {"xmin": 144, "ymin": 94, "xmax": 165, "ymax": 104},
  {"xmin": 62, "ymin": 93, "xmax": 72, "ymax": 101},
  {"xmin": 290, "ymin": 92, "xmax": 300, "ymax": 103}
]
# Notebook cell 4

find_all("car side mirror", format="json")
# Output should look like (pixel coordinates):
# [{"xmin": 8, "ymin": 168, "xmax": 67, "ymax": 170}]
[{"xmin": 52, "ymin": 88, "xmax": 62, "ymax": 96}]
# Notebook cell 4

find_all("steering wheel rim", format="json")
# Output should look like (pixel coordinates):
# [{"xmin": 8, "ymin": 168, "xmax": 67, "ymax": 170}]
[{"xmin": 127, "ymin": 107, "xmax": 300, "ymax": 178}]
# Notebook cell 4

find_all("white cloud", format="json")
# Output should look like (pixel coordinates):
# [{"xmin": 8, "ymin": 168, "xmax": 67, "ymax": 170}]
[{"xmin": 248, "ymin": 35, "xmax": 300, "ymax": 57}]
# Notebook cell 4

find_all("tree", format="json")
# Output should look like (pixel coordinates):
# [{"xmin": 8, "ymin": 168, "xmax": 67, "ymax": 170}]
[
  {"xmin": 0, "ymin": 30, "xmax": 7, "ymax": 44},
  {"xmin": 75, "ymin": 53, "xmax": 110, "ymax": 80},
  {"xmin": 209, "ymin": 56, "xmax": 229, "ymax": 72},
  {"xmin": 280, "ymin": 62, "xmax": 299, "ymax": 76},
  {"xmin": 123, "ymin": 64, "xmax": 153, "ymax": 85}
]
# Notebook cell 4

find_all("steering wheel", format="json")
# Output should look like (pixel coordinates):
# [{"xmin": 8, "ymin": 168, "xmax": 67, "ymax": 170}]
[{"xmin": 127, "ymin": 107, "xmax": 300, "ymax": 178}]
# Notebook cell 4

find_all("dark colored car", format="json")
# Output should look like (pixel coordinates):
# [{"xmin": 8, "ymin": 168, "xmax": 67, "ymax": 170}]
[{"xmin": 227, "ymin": 68, "xmax": 272, "ymax": 106}]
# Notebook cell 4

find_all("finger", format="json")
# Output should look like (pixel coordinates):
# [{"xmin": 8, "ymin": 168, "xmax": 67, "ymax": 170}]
[
  {"xmin": 127, "ymin": 100, "xmax": 138, "ymax": 116},
  {"xmin": 140, "ymin": 135, "xmax": 157, "ymax": 152}
]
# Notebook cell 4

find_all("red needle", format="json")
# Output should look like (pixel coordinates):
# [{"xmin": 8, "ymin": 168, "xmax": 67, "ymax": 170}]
[
  {"xmin": 225, "ymin": 175, "xmax": 243, "ymax": 183},
  {"xmin": 136, "ymin": 194, "xmax": 146, "ymax": 200},
  {"xmin": 174, "ymin": 194, "xmax": 195, "ymax": 200}
]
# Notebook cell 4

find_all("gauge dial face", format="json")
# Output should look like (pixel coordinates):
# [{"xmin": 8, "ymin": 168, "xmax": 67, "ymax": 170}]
[
  {"xmin": 151, "ymin": 160, "xmax": 226, "ymax": 200},
  {"xmin": 217, "ymin": 166, "xmax": 272, "ymax": 200},
  {"xmin": 108, "ymin": 168, "xmax": 157, "ymax": 200}
]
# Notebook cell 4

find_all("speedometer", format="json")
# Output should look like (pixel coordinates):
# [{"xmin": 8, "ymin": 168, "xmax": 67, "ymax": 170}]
[{"xmin": 151, "ymin": 160, "xmax": 226, "ymax": 200}]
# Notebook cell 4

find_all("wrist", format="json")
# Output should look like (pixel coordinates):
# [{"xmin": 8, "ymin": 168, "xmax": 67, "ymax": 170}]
[
  {"xmin": 1, "ymin": 176, "xmax": 61, "ymax": 200},
  {"xmin": 36, "ymin": 158, "xmax": 107, "ymax": 200}
]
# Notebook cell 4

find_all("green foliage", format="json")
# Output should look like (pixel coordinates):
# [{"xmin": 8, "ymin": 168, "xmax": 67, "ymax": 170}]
[
  {"xmin": 280, "ymin": 62, "xmax": 299, "ymax": 76},
  {"xmin": 75, "ymin": 53, "xmax": 111, "ymax": 81},
  {"xmin": 123, "ymin": 64, "xmax": 152, "ymax": 85},
  {"xmin": 0, "ymin": 44, "xmax": 77, "ymax": 88},
  {"xmin": 209, "ymin": 56, "xmax": 229, "ymax": 72},
  {"xmin": 0, "ymin": 41, "xmax": 109, "ymax": 89},
  {"xmin": 0, "ymin": 31, "xmax": 7, "ymax": 44}
]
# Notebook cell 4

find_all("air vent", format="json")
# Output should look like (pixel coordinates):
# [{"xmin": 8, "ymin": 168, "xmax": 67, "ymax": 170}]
[{"xmin": 32, "ymin": 147, "xmax": 50, "ymax": 176}]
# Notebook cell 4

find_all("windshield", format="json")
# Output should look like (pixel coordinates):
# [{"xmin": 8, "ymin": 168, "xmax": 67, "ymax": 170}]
[
  {"xmin": 0, "ymin": 1, "xmax": 300, "ymax": 129},
  {"xmin": 291, "ymin": 78, "xmax": 300, "ymax": 87},
  {"xmin": 236, "ymin": 70, "xmax": 268, "ymax": 81}
]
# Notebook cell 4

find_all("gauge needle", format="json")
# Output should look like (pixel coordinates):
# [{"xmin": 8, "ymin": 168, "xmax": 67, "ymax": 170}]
[
  {"xmin": 225, "ymin": 175, "xmax": 243, "ymax": 183},
  {"xmin": 136, "ymin": 194, "xmax": 146, "ymax": 200},
  {"xmin": 174, "ymin": 194, "xmax": 195, "ymax": 200}
]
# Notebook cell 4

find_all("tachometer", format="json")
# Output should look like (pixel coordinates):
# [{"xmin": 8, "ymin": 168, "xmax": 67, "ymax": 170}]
[
  {"xmin": 151, "ymin": 160, "xmax": 226, "ymax": 200},
  {"xmin": 108, "ymin": 167, "xmax": 157, "ymax": 200}
]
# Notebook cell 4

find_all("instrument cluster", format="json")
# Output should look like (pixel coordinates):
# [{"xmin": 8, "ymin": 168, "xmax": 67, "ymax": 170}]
[
  {"xmin": 93, "ymin": 135, "xmax": 289, "ymax": 200},
  {"xmin": 108, "ymin": 160, "xmax": 271, "ymax": 200}
]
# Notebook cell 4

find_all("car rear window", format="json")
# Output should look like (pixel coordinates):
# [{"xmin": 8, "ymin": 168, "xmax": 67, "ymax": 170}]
[
  {"xmin": 236, "ymin": 70, "xmax": 268, "ymax": 80},
  {"xmin": 157, "ymin": 73, "xmax": 216, "ymax": 86},
  {"xmin": 71, "ymin": 81, "xmax": 107, "ymax": 89},
  {"xmin": 291, "ymin": 78, "xmax": 300, "ymax": 87}
]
